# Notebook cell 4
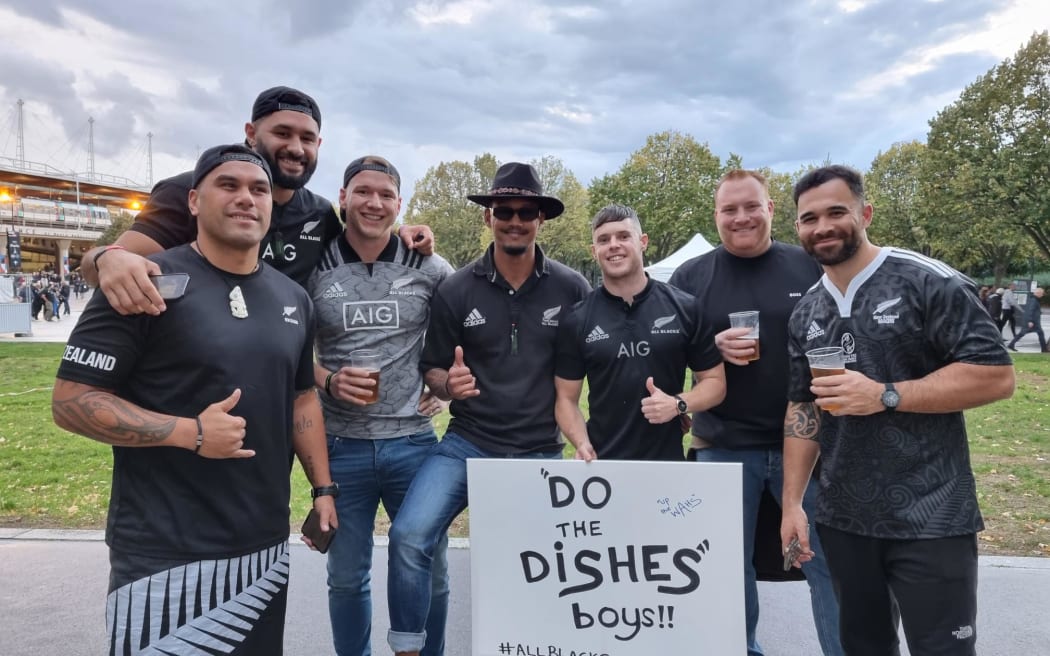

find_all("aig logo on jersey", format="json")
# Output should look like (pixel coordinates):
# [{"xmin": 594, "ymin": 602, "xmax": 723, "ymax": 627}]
[
  {"xmin": 344, "ymin": 301, "xmax": 400, "ymax": 331},
  {"xmin": 650, "ymin": 313, "xmax": 679, "ymax": 335},
  {"xmin": 873, "ymin": 297, "xmax": 902, "ymax": 325}
]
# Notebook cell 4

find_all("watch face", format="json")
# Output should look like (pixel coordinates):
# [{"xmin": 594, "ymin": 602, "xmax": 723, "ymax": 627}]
[
  {"xmin": 882, "ymin": 390, "xmax": 900, "ymax": 408},
  {"xmin": 676, "ymin": 398, "xmax": 688, "ymax": 414}
]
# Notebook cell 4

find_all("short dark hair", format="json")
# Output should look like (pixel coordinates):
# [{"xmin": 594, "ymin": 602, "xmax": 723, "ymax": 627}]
[
  {"xmin": 591, "ymin": 204, "xmax": 642, "ymax": 232},
  {"xmin": 793, "ymin": 165, "xmax": 865, "ymax": 205}
]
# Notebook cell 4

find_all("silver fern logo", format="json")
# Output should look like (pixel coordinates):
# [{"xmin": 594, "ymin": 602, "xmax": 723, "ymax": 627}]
[
  {"xmin": 873, "ymin": 297, "xmax": 902, "ymax": 324},
  {"xmin": 651, "ymin": 313, "xmax": 679, "ymax": 334},
  {"xmin": 542, "ymin": 306, "xmax": 562, "ymax": 327}
]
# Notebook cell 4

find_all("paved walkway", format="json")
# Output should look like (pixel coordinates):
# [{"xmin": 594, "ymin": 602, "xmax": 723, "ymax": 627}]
[{"xmin": 1, "ymin": 530, "xmax": 1049, "ymax": 655}]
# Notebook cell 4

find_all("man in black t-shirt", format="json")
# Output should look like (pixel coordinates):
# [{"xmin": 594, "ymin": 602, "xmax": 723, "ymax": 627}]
[
  {"xmin": 669, "ymin": 170, "xmax": 842, "ymax": 656},
  {"xmin": 53, "ymin": 145, "xmax": 338, "ymax": 655},
  {"xmin": 783, "ymin": 165, "xmax": 1015, "ymax": 655},
  {"xmin": 81, "ymin": 85, "xmax": 432, "ymax": 313},
  {"xmin": 386, "ymin": 162, "xmax": 591, "ymax": 656},
  {"xmin": 555, "ymin": 204, "xmax": 725, "ymax": 461}
]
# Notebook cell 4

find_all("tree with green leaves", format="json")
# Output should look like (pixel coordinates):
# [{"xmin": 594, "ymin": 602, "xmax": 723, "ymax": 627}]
[
  {"xmin": 403, "ymin": 154, "xmax": 499, "ymax": 269},
  {"xmin": 589, "ymin": 130, "xmax": 723, "ymax": 263},
  {"xmin": 924, "ymin": 31, "xmax": 1050, "ymax": 269},
  {"xmin": 94, "ymin": 210, "xmax": 135, "ymax": 246},
  {"xmin": 865, "ymin": 141, "xmax": 936, "ymax": 256},
  {"xmin": 531, "ymin": 156, "xmax": 596, "ymax": 283}
]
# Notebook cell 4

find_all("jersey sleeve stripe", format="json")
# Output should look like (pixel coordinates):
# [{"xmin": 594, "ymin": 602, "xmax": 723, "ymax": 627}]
[{"xmin": 887, "ymin": 249, "xmax": 955, "ymax": 278}]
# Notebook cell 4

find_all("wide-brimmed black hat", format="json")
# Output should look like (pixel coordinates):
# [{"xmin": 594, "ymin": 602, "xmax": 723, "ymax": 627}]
[{"xmin": 467, "ymin": 162, "xmax": 564, "ymax": 219}]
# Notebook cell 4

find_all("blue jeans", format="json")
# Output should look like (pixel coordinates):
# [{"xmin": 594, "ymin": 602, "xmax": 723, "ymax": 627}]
[
  {"xmin": 326, "ymin": 431, "xmax": 449, "ymax": 656},
  {"xmin": 694, "ymin": 447, "xmax": 843, "ymax": 656},
  {"xmin": 386, "ymin": 432, "xmax": 562, "ymax": 653}
]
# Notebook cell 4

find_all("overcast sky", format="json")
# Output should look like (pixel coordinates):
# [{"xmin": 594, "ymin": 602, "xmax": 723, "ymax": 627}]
[{"xmin": 0, "ymin": 0, "xmax": 1045, "ymax": 208}]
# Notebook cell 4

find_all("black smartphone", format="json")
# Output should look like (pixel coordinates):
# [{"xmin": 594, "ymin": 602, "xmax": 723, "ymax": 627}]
[
  {"xmin": 148, "ymin": 273, "xmax": 190, "ymax": 300},
  {"xmin": 301, "ymin": 508, "xmax": 336, "ymax": 554}
]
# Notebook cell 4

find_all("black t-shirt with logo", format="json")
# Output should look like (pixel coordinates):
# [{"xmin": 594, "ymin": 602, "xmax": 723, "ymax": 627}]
[
  {"xmin": 57, "ymin": 245, "xmax": 316, "ymax": 560},
  {"xmin": 787, "ymin": 247, "xmax": 1012, "ymax": 539},
  {"xmin": 555, "ymin": 279, "xmax": 722, "ymax": 461},
  {"xmin": 130, "ymin": 171, "xmax": 341, "ymax": 286},
  {"xmin": 669, "ymin": 242, "xmax": 823, "ymax": 449},
  {"xmin": 420, "ymin": 245, "xmax": 591, "ymax": 455}
]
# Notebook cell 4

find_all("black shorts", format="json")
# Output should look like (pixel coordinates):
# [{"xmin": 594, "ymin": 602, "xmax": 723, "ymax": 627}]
[
  {"xmin": 107, "ymin": 541, "xmax": 290, "ymax": 655},
  {"xmin": 817, "ymin": 525, "xmax": 978, "ymax": 656}
]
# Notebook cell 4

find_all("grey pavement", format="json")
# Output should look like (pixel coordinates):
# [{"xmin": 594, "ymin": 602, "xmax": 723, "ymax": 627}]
[{"xmin": 1, "ymin": 530, "xmax": 1049, "ymax": 655}]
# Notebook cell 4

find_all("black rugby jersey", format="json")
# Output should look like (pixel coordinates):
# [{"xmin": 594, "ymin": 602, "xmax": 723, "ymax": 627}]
[
  {"xmin": 669, "ymin": 242, "xmax": 823, "ymax": 449},
  {"xmin": 421, "ymin": 245, "xmax": 591, "ymax": 454},
  {"xmin": 787, "ymin": 247, "xmax": 1012, "ymax": 539},
  {"xmin": 57, "ymin": 245, "xmax": 315, "ymax": 559},
  {"xmin": 130, "ymin": 171, "xmax": 342, "ymax": 286},
  {"xmin": 556, "ymin": 278, "xmax": 721, "ymax": 461}
]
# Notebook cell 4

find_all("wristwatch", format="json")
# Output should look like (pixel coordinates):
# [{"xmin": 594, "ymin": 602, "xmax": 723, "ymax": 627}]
[
  {"xmin": 311, "ymin": 483, "xmax": 341, "ymax": 499},
  {"xmin": 881, "ymin": 383, "xmax": 900, "ymax": 412},
  {"xmin": 674, "ymin": 395, "xmax": 689, "ymax": 415}
]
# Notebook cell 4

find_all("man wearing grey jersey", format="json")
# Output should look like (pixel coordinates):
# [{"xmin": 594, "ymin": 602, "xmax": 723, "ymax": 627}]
[{"xmin": 308, "ymin": 156, "xmax": 454, "ymax": 656}]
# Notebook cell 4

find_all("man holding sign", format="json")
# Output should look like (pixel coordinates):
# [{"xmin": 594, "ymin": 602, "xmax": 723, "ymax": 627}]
[
  {"xmin": 386, "ymin": 162, "xmax": 591, "ymax": 656},
  {"xmin": 554, "ymin": 204, "xmax": 726, "ymax": 461}
]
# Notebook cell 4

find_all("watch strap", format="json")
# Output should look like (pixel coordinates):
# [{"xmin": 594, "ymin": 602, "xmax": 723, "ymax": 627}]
[{"xmin": 311, "ymin": 483, "xmax": 340, "ymax": 499}]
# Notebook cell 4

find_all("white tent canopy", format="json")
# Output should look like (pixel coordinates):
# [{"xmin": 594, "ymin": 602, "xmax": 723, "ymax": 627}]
[{"xmin": 645, "ymin": 233, "xmax": 716, "ymax": 282}]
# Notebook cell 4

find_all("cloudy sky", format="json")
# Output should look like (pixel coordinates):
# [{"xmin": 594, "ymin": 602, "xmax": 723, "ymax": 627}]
[{"xmin": 0, "ymin": 0, "xmax": 1045, "ymax": 206}]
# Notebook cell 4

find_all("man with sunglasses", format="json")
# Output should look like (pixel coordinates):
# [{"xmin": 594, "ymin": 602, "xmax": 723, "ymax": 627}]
[
  {"xmin": 81, "ymin": 86, "xmax": 433, "ymax": 313},
  {"xmin": 385, "ymin": 162, "xmax": 591, "ymax": 656}
]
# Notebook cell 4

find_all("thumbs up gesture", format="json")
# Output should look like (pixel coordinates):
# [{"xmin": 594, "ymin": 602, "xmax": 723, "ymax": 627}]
[
  {"xmin": 445, "ymin": 345, "xmax": 481, "ymax": 400},
  {"xmin": 195, "ymin": 388, "xmax": 256, "ymax": 459},
  {"xmin": 640, "ymin": 376, "xmax": 677, "ymax": 425}
]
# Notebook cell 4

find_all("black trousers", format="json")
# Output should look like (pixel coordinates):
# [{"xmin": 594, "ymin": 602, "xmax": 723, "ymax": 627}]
[{"xmin": 817, "ymin": 525, "xmax": 978, "ymax": 656}]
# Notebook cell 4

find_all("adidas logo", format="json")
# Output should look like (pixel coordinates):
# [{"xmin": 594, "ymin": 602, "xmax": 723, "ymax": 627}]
[
  {"xmin": 542, "ymin": 305, "xmax": 562, "ymax": 327},
  {"xmin": 323, "ymin": 281, "xmax": 348, "ymax": 299},
  {"xmin": 585, "ymin": 325, "xmax": 610, "ymax": 343},
  {"xmin": 806, "ymin": 321, "xmax": 825, "ymax": 341},
  {"xmin": 463, "ymin": 308, "xmax": 486, "ymax": 327}
]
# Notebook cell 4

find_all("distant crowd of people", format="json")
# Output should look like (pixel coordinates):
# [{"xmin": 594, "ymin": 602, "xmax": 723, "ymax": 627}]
[
  {"xmin": 13, "ymin": 269, "xmax": 88, "ymax": 321},
  {"xmin": 980, "ymin": 283, "xmax": 1048, "ymax": 352}
]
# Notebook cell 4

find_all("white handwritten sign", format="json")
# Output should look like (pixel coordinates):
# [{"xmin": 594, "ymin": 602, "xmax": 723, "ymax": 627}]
[{"xmin": 467, "ymin": 459, "xmax": 744, "ymax": 656}]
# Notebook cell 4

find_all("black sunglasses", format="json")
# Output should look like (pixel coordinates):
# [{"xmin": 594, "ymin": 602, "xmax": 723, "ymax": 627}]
[{"xmin": 491, "ymin": 206, "xmax": 541, "ymax": 222}]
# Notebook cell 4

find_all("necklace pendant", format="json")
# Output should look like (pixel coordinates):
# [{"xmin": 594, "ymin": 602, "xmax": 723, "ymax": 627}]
[{"xmin": 229, "ymin": 285, "xmax": 248, "ymax": 319}]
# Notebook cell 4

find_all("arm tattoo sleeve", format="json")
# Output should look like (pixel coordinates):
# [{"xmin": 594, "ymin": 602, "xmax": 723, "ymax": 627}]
[
  {"xmin": 53, "ymin": 385, "xmax": 177, "ymax": 446},
  {"xmin": 785, "ymin": 402, "xmax": 821, "ymax": 441}
]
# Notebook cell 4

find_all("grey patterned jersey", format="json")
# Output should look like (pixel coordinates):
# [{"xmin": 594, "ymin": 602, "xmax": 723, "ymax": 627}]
[
  {"xmin": 309, "ymin": 235, "xmax": 454, "ymax": 439},
  {"xmin": 787, "ymin": 247, "xmax": 1012, "ymax": 539}
]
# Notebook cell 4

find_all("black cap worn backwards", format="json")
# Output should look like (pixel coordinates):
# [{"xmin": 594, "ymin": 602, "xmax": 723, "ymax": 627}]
[
  {"xmin": 343, "ymin": 156, "xmax": 401, "ymax": 191},
  {"xmin": 251, "ymin": 86, "xmax": 322, "ymax": 129},
  {"xmin": 192, "ymin": 144, "xmax": 273, "ymax": 189}
]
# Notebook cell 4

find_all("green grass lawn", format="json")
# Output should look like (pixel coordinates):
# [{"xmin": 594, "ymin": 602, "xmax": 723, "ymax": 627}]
[{"xmin": 2, "ymin": 343, "xmax": 1048, "ymax": 556}]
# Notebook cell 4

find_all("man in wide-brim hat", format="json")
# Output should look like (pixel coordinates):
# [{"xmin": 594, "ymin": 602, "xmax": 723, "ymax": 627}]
[{"xmin": 385, "ymin": 162, "xmax": 590, "ymax": 656}]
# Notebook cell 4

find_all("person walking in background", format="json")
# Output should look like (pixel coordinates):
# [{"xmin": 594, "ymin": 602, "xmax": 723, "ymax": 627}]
[
  {"xmin": 1001, "ymin": 282, "xmax": 1019, "ymax": 338},
  {"xmin": 1007, "ymin": 287, "xmax": 1047, "ymax": 352}
]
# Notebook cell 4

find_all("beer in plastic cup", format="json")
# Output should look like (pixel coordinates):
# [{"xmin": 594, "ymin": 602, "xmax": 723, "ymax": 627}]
[
  {"xmin": 350, "ymin": 349, "xmax": 382, "ymax": 404},
  {"xmin": 805, "ymin": 346, "xmax": 845, "ymax": 411},
  {"xmin": 729, "ymin": 310, "xmax": 760, "ymax": 361}
]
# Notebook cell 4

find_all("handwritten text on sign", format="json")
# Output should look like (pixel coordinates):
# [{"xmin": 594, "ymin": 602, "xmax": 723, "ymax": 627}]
[{"xmin": 467, "ymin": 459, "xmax": 744, "ymax": 656}]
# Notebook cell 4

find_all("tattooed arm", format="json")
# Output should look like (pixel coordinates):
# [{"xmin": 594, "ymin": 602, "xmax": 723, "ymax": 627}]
[
  {"xmin": 780, "ymin": 401, "xmax": 822, "ymax": 567},
  {"xmin": 291, "ymin": 389, "xmax": 338, "ymax": 531},
  {"xmin": 52, "ymin": 378, "xmax": 255, "ymax": 458}
]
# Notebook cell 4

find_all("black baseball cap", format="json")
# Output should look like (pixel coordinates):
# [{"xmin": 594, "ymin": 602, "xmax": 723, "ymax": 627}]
[
  {"xmin": 343, "ymin": 156, "xmax": 401, "ymax": 191},
  {"xmin": 251, "ymin": 86, "xmax": 322, "ymax": 129},
  {"xmin": 192, "ymin": 144, "xmax": 273, "ymax": 189}
]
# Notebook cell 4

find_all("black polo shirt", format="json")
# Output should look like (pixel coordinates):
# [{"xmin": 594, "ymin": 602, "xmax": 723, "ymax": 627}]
[
  {"xmin": 421, "ymin": 244, "xmax": 591, "ymax": 454},
  {"xmin": 130, "ymin": 171, "xmax": 342, "ymax": 286},
  {"xmin": 556, "ymin": 278, "xmax": 722, "ymax": 460}
]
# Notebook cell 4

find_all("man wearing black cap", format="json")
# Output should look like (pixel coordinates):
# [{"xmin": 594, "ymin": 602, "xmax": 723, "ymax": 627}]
[
  {"xmin": 386, "ymin": 162, "xmax": 591, "ymax": 656},
  {"xmin": 308, "ymin": 155, "xmax": 454, "ymax": 656},
  {"xmin": 53, "ymin": 144, "xmax": 337, "ymax": 655},
  {"xmin": 81, "ymin": 85, "xmax": 433, "ymax": 313}
]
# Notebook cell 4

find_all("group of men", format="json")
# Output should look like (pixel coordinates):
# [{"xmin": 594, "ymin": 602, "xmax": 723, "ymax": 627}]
[{"xmin": 53, "ymin": 84, "xmax": 1015, "ymax": 656}]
